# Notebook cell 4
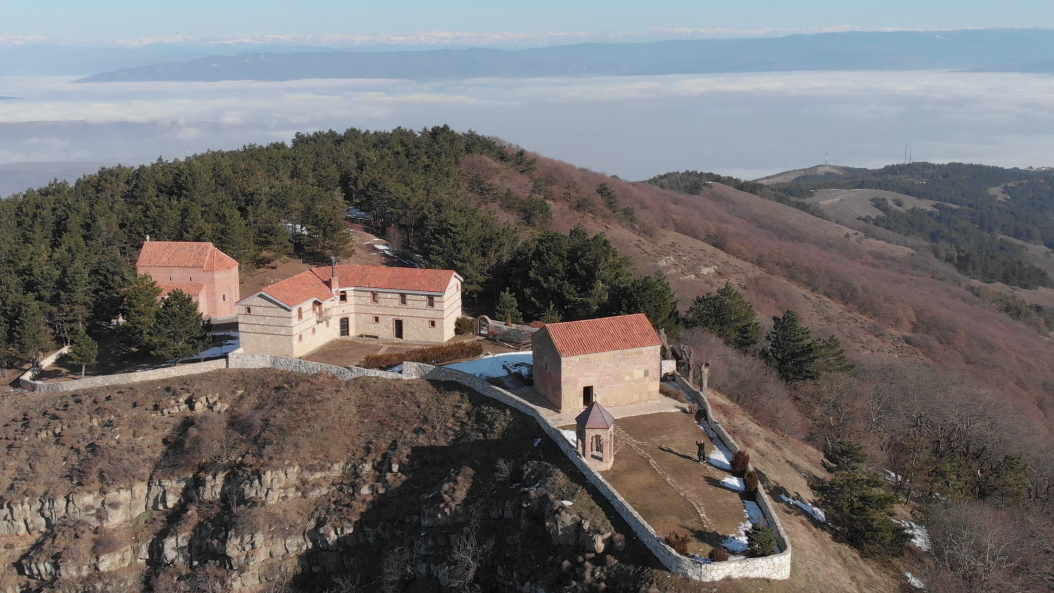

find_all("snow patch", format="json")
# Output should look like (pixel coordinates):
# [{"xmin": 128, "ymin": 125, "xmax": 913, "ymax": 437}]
[
  {"xmin": 780, "ymin": 494, "xmax": 826, "ymax": 523},
  {"xmin": 897, "ymin": 521, "xmax": 932, "ymax": 552},
  {"xmin": 181, "ymin": 332, "xmax": 239, "ymax": 363},
  {"xmin": 560, "ymin": 429, "xmax": 577, "ymax": 447},
  {"xmin": 744, "ymin": 500, "xmax": 764, "ymax": 525},
  {"xmin": 905, "ymin": 572, "xmax": 925, "ymax": 589},
  {"xmin": 445, "ymin": 352, "xmax": 533, "ymax": 379},
  {"xmin": 721, "ymin": 521, "xmax": 752, "ymax": 554},
  {"xmin": 699, "ymin": 422, "xmax": 733, "ymax": 470},
  {"xmin": 719, "ymin": 476, "xmax": 746, "ymax": 492}
]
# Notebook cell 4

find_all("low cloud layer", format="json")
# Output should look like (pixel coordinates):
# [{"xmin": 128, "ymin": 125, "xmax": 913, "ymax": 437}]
[{"xmin": 1, "ymin": 71, "xmax": 1052, "ymax": 180}]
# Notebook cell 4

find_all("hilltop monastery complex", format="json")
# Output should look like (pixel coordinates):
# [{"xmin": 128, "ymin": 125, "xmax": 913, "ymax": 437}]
[{"xmin": 137, "ymin": 241, "xmax": 662, "ymax": 414}]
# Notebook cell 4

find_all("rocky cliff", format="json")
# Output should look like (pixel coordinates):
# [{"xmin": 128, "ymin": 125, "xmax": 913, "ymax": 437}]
[{"xmin": 0, "ymin": 369, "xmax": 656, "ymax": 593}]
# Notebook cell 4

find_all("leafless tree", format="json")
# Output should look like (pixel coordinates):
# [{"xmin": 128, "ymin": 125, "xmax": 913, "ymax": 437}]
[{"xmin": 446, "ymin": 530, "xmax": 492, "ymax": 592}]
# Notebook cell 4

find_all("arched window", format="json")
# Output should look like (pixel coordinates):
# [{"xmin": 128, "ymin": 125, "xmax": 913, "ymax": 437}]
[
  {"xmin": 222, "ymin": 294, "xmax": 226, "ymax": 301},
  {"xmin": 593, "ymin": 434, "xmax": 603, "ymax": 454}
]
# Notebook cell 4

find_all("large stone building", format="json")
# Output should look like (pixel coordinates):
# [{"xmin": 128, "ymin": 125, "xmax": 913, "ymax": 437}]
[
  {"xmin": 136, "ymin": 241, "xmax": 240, "ymax": 320},
  {"xmin": 236, "ymin": 262, "xmax": 462, "ymax": 358},
  {"xmin": 532, "ymin": 313, "xmax": 662, "ymax": 413}
]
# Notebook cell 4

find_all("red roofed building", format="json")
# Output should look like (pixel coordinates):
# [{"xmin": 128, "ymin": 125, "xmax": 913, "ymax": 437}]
[
  {"xmin": 532, "ymin": 313, "xmax": 662, "ymax": 412},
  {"xmin": 236, "ymin": 262, "xmax": 462, "ymax": 357},
  {"xmin": 136, "ymin": 241, "xmax": 240, "ymax": 319}
]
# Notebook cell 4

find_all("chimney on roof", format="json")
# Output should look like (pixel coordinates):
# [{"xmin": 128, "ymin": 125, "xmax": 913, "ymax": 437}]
[{"xmin": 330, "ymin": 257, "xmax": 339, "ymax": 294}]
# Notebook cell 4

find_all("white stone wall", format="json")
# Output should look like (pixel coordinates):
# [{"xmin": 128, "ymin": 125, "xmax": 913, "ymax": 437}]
[{"xmin": 20, "ymin": 359, "xmax": 228, "ymax": 393}]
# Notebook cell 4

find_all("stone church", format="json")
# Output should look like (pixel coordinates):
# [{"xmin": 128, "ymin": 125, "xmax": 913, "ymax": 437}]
[{"xmin": 531, "ymin": 313, "xmax": 662, "ymax": 413}]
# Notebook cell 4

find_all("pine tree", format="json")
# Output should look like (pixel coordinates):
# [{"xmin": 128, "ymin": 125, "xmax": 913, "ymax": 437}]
[
  {"xmin": 13, "ymin": 299, "xmax": 54, "ymax": 368},
  {"xmin": 0, "ymin": 314, "xmax": 9, "ymax": 378},
  {"xmin": 684, "ymin": 281, "xmax": 761, "ymax": 350},
  {"xmin": 610, "ymin": 273, "xmax": 680, "ymax": 336},
  {"xmin": 150, "ymin": 290, "xmax": 211, "ymax": 362},
  {"xmin": 65, "ymin": 326, "xmax": 98, "ymax": 378},
  {"xmin": 816, "ymin": 466, "xmax": 909, "ymax": 557},
  {"xmin": 814, "ymin": 336, "xmax": 854, "ymax": 374},
  {"xmin": 121, "ymin": 274, "xmax": 163, "ymax": 351},
  {"xmin": 764, "ymin": 311, "xmax": 820, "ymax": 383},
  {"xmin": 53, "ymin": 233, "xmax": 94, "ymax": 343},
  {"xmin": 495, "ymin": 290, "xmax": 524, "ymax": 324},
  {"xmin": 746, "ymin": 524, "xmax": 777, "ymax": 557}
]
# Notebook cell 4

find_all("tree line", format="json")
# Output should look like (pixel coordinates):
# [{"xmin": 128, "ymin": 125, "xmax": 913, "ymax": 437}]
[{"xmin": 0, "ymin": 126, "xmax": 679, "ymax": 374}]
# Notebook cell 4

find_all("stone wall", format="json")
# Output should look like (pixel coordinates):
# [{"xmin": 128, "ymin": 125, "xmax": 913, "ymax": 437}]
[
  {"xmin": 403, "ymin": 362, "xmax": 792, "ymax": 582},
  {"xmin": 226, "ymin": 353, "xmax": 402, "ymax": 381},
  {"xmin": 674, "ymin": 375, "xmax": 793, "ymax": 578},
  {"xmin": 19, "ymin": 358, "xmax": 227, "ymax": 393}
]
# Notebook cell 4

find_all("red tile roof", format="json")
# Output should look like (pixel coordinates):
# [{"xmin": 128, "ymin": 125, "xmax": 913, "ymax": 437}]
[
  {"xmin": 137, "ymin": 241, "xmax": 239, "ymax": 271},
  {"xmin": 538, "ymin": 313, "xmax": 662, "ymax": 358},
  {"xmin": 158, "ymin": 282, "xmax": 204, "ymax": 297},
  {"xmin": 243, "ymin": 264, "xmax": 458, "ymax": 309},
  {"xmin": 310, "ymin": 265, "xmax": 457, "ymax": 294},
  {"xmin": 254, "ymin": 273, "xmax": 334, "ymax": 309},
  {"xmin": 576, "ymin": 402, "xmax": 616, "ymax": 429}
]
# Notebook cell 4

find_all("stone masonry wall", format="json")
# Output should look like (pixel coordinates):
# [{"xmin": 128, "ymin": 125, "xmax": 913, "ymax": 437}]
[
  {"xmin": 225, "ymin": 353, "xmax": 402, "ymax": 381},
  {"xmin": 20, "ymin": 358, "xmax": 227, "ymax": 393}
]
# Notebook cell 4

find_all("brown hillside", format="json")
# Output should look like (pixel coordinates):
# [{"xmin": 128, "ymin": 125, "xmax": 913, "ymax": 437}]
[{"xmin": 467, "ymin": 153, "xmax": 1054, "ymax": 437}]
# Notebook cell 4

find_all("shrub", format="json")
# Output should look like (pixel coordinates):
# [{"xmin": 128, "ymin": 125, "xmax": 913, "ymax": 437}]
[
  {"xmin": 744, "ymin": 470, "xmax": 760, "ymax": 493},
  {"xmin": 732, "ymin": 450, "xmax": 751, "ymax": 475},
  {"xmin": 747, "ymin": 524, "xmax": 777, "ymax": 557},
  {"xmin": 454, "ymin": 316, "xmax": 474, "ymax": 336},
  {"xmin": 664, "ymin": 532, "xmax": 691, "ymax": 555},
  {"xmin": 362, "ymin": 342, "xmax": 484, "ymax": 369},
  {"xmin": 708, "ymin": 547, "xmax": 729, "ymax": 562},
  {"xmin": 659, "ymin": 383, "xmax": 687, "ymax": 403}
]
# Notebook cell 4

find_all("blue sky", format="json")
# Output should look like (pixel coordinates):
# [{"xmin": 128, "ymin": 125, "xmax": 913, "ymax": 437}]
[{"xmin": 6, "ymin": 0, "xmax": 1054, "ymax": 42}]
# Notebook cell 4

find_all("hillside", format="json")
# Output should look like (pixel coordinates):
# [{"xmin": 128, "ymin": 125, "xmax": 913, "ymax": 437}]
[
  {"xmin": 2, "ymin": 129, "xmax": 1052, "ymax": 591},
  {"xmin": 0, "ymin": 369, "xmax": 667, "ymax": 592},
  {"xmin": 753, "ymin": 165, "xmax": 860, "ymax": 185}
]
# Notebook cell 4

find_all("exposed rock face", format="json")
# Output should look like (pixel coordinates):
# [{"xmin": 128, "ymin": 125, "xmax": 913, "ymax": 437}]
[{"xmin": 0, "ymin": 371, "xmax": 649, "ymax": 593}]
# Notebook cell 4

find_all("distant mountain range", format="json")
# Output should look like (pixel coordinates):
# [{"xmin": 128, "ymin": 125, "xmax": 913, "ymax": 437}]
[{"xmin": 73, "ymin": 29, "xmax": 1054, "ymax": 83}]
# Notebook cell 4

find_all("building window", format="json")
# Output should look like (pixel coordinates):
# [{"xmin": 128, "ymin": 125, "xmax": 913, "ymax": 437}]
[
  {"xmin": 400, "ymin": 294, "xmax": 407, "ymax": 305},
  {"xmin": 429, "ymin": 320, "xmax": 436, "ymax": 328},
  {"xmin": 222, "ymin": 294, "xmax": 226, "ymax": 302},
  {"xmin": 246, "ymin": 306, "xmax": 252, "ymax": 314},
  {"xmin": 371, "ymin": 292, "xmax": 378, "ymax": 303},
  {"xmin": 339, "ymin": 291, "xmax": 347, "ymax": 302},
  {"xmin": 312, "ymin": 328, "xmax": 316, "ymax": 335},
  {"xmin": 644, "ymin": 369, "xmax": 649, "ymax": 377},
  {"xmin": 374, "ymin": 316, "xmax": 379, "ymax": 323},
  {"xmin": 298, "ymin": 335, "xmax": 303, "ymax": 342},
  {"xmin": 427, "ymin": 295, "xmax": 435, "ymax": 307},
  {"xmin": 169, "ymin": 276, "xmax": 172, "ymax": 281},
  {"xmin": 298, "ymin": 307, "xmax": 303, "ymax": 321},
  {"xmin": 189, "ymin": 277, "xmax": 192, "ymax": 282}
]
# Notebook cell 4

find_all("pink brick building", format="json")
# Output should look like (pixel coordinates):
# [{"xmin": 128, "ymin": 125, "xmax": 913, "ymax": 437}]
[{"xmin": 136, "ymin": 241, "xmax": 240, "ymax": 320}]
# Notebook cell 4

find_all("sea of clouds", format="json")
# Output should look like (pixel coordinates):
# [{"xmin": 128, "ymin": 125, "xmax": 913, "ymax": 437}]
[{"xmin": 1, "ymin": 70, "xmax": 1053, "ymax": 181}]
